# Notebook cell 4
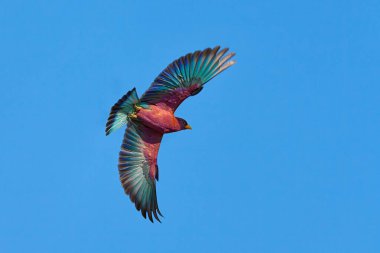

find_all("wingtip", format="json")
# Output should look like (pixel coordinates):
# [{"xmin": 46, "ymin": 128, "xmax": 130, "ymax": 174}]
[
  {"xmin": 157, "ymin": 208, "xmax": 164, "ymax": 218},
  {"xmin": 229, "ymin": 59, "xmax": 237, "ymax": 66},
  {"xmin": 153, "ymin": 210, "xmax": 161, "ymax": 223},
  {"xmin": 213, "ymin": 45, "xmax": 221, "ymax": 52},
  {"xmin": 148, "ymin": 214, "xmax": 154, "ymax": 223}
]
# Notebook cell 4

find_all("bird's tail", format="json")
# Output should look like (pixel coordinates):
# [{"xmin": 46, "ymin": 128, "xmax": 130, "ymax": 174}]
[{"xmin": 105, "ymin": 87, "xmax": 140, "ymax": 135}]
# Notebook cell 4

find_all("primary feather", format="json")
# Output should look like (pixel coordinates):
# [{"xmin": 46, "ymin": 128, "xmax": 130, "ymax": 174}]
[{"xmin": 141, "ymin": 46, "xmax": 236, "ymax": 111}]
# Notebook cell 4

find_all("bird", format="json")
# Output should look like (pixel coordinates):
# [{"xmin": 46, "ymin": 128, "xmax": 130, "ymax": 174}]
[{"xmin": 106, "ymin": 46, "xmax": 236, "ymax": 222}]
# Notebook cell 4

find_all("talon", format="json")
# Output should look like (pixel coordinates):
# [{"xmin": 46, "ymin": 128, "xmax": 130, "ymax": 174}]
[
  {"xmin": 128, "ymin": 113, "xmax": 137, "ymax": 119},
  {"xmin": 134, "ymin": 104, "xmax": 142, "ymax": 111}
]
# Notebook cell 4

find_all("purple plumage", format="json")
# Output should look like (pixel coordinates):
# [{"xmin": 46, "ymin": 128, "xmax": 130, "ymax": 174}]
[{"xmin": 106, "ymin": 46, "xmax": 236, "ymax": 222}]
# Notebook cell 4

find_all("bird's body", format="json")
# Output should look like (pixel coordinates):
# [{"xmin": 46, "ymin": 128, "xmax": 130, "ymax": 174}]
[
  {"xmin": 106, "ymin": 46, "xmax": 236, "ymax": 222},
  {"xmin": 135, "ymin": 105, "xmax": 185, "ymax": 133}
]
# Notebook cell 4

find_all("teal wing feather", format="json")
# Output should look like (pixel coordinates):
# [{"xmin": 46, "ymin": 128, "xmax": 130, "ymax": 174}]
[
  {"xmin": 140, "ymin": 46, "xmax": 236, "ymax": 112},
  {"xmin": 106, "ymin": 88, "xmax": 139, "ymax": 135},
  {"xmin": 118, "ymin": 122, "xmax": 163, "ymax": 222}
]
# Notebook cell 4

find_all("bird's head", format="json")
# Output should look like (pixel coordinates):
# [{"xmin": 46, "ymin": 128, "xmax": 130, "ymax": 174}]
[{"xmin": 178, "ymin": 118, "xmax": 192, "ymax": 130}]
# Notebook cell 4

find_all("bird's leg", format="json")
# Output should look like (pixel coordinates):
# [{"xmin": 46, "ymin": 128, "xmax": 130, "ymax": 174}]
[
  {"xmin": 128, "ymin": 113, "xmax": 138, "ymax": 119},
  {"xmin": 128, "ymin": 104, "xmax": 142, "ymax": 120},
  {"xmin": 134, "ymin": 104, "xmax": 142, "ymax": 112}
]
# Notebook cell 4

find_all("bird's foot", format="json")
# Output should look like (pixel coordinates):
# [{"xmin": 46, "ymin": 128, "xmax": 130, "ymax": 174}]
[
  {"xmin": 134, "ymin": 104, "xmax": 142, "ymax": 111},
  {"xmin": 128, "ymin": 113, "xmax": 138, "ymax": 119}
]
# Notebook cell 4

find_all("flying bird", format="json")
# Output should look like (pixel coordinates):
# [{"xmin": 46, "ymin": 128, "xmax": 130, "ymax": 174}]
[{"xmin": 106, "ymin": 46, "xmax": 236, "ymax": 222}]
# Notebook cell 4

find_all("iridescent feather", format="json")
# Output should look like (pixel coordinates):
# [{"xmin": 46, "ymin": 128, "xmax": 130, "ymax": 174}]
[
  {"xmin": 105, "ymin": 88, "xmax": 139, "ymax": 135},
  {"xmin": 141, "ymin": 46, "xmax": 236, "ymax": 111},
  {"xmin": 119, "ymin": 122, "xmax": 163, "ymax": 222}
]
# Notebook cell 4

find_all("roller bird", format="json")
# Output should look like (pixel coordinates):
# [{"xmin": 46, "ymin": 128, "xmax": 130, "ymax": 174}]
[{"xmin": 106, "ymin": 46, "xmax": 236, "ymax": 222}]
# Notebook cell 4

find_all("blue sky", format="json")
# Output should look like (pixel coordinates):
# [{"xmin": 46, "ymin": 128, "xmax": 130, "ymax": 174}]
[{"xmin": 1, "ymin": 0, "xmax": 379, "ymax": 252}]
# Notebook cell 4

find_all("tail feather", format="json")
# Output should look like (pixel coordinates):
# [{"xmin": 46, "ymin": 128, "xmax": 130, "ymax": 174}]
[{"xmin": 105, "ymin": 88, "xmax": 139, "ymax": 135}]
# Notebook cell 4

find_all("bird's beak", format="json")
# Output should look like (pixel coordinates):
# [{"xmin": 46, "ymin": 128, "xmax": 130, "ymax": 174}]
[{"xmin": 185, "ymin": 124, "xmax": 192, "ymax": 130}]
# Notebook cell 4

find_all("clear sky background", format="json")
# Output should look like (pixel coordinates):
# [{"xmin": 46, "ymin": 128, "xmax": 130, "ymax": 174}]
[{"xmin": 1, "ymin": 0, "xmax": 379, "ymax": 252}]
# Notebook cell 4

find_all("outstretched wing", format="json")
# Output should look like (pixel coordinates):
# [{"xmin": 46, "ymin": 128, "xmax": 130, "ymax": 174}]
[
  {"xmin": 118, "ymin": 122, "xmax": 163, "ymax": 222},
  {"xmin": 140, "ymin": 46, "xmax": 236, "ymax": 112}
]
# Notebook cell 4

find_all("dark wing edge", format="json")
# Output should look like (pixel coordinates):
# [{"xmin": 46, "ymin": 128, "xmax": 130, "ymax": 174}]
[
  {"xmin": 118, "ymin": 122, "xmax": 163, "ymax": 222},
  {"xmin": 140, "ymin": 46, "xmax": 236, "ymax": 111}
]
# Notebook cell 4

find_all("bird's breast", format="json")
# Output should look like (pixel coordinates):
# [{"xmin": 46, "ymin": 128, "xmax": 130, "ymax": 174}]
[{"xmin": 136, "ymin": 105, "xmax": 180, "ymax": 133}]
